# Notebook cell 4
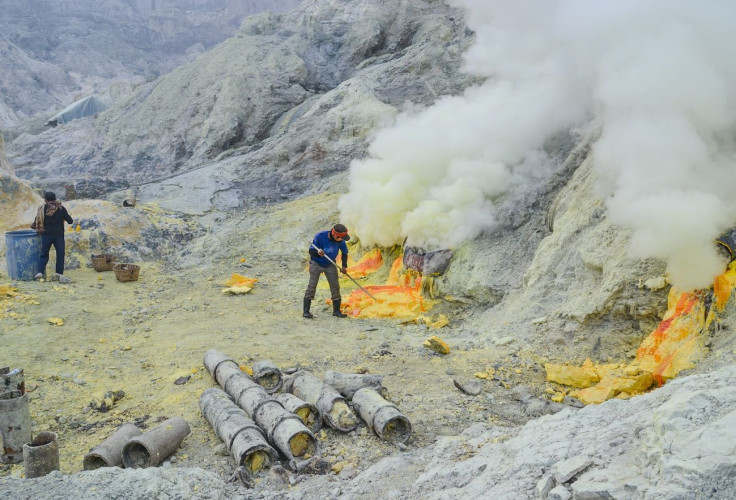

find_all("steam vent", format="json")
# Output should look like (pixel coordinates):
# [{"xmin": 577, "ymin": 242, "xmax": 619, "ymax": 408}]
[{"xmin": 2, "ymin": 1, "xmax": 736, "ymax": 499}]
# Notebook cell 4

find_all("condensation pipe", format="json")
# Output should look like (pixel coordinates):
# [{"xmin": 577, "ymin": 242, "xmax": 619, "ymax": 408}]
[
  {"xmin": 121, "ymin": 417, "xmax": 190, "ymax": 468},
  {"xmin": 23, "ymin": 432, "xmax": 59, "ymax": 478},
  {"xmin": 1, "ymin": 367, "xmax": 26, "ymax": 394},
  {"xmin": 284, "ymin": 371, "xmax": 359, "ymax": 432},
  {"xmin": 0, "ymin": 390, "xmax": 31, "ymax": 464},
  {"xmin": 199, "ymin": 388, "xmax": 278, "ymax": 474},
  {"xmin": 323, "ymin": 371, "xmax": 383, "ymax": 400},
  {"xmin": 83, "ymin": 423, "xmax": 142, "ymax": 470},
  {"xmin": 203, "ymin": 356, "xmax": 319, "ymax": 471},
  {"xmin": 275, "ymin": 393, "xmax": 322, "ymax": 434},
  {"xmin": 226, "ymin": 373, "xmax": 318, "ymax": 471},
  {"xmin": 352, "ymin": 388, "xmax": 412, "ymax": 444},
  {"xmin": 252, "ymin": 360, "xmax": 283, "ymax": 394},
  {"xmin": 203, "ymin": 349, "xmax": 244, "ymax": 385}
]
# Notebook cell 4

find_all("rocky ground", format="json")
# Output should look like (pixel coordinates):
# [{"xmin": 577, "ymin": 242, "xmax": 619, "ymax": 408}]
[{"xmin": 0, "ymin": 199, "xmax": 567, "ymax": 496}]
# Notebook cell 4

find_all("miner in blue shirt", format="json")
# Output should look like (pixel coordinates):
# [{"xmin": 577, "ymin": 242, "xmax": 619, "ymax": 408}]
[{"xmin": 304, "ymin": 224, "xmax": 350, "ymax": 319}]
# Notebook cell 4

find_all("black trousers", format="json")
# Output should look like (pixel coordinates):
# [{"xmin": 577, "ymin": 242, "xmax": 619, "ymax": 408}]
[{"xmin": 40, "ymin": 234, "xmax": 66, "ymax": 275}]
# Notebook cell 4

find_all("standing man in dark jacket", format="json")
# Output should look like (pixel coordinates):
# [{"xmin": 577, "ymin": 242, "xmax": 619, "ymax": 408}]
[
  {"xmin": 304, "ymin": 224, "xmax": 350, "ymax": 319},
  {"xmin": 33, "ymin": 191, "xmax": 73, "ymax": 283}
]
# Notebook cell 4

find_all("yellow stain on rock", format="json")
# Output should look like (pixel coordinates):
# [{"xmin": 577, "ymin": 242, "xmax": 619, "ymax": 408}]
[
  {"xmin": 546, "ymin": 263, "xmax": 736, "ymax": 404},
  {"xmin": 423, "ymin": 335, "xmax": 450, "ymax": 355},
  {"xmin": 47, "ymin": 317, "xmax": 64, "ymax": 326}
]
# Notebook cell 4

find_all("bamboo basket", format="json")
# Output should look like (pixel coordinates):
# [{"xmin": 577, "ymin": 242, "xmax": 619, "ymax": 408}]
[
  {"xmin": 113, "ymin": 264, "xmax": 140, "ymax": 283},
  {"xmin": 91, "ymin": 254, "xmax": 117, "ymax": 272}
]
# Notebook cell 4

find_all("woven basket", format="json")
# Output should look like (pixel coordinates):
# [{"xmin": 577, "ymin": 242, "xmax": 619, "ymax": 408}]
[
  {"xmin": 91, "ymin": 254, "xmax": 117, "ymax": 272},
  {"xmin": 113, "ymin": 263, "xmax": 140, "ymax": 283}
]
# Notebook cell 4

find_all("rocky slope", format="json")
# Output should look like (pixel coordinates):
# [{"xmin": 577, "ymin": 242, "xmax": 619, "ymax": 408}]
[
  {"xmin": 1, "ymin": 0, "xmax": 735, "ymax": 499},
  {"xmin": 8, "ymin": 0, "xmax": 476, "ymax": 199},
  {"xmin": 0, "ymin": 0, "xmax": 300, "ymax": 128}
]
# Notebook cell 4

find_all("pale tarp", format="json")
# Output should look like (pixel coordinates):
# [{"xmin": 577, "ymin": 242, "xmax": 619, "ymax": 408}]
[{"xmin": 47, "ymin": 96, "xmax": 107, "ymax": 126}]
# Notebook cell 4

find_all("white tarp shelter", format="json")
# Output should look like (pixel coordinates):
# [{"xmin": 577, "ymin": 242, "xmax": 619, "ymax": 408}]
[{"xmin": 46, "ymin": 96, "xmax": 107, "ymax": 127}]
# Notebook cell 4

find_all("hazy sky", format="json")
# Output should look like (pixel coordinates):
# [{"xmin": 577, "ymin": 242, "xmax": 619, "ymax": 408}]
[{"xmin": 339, "ymin": 0, "xmax": 736, "ymax": 290}]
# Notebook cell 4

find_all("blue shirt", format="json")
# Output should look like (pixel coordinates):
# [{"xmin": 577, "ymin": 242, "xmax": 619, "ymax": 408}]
[{"xmin": 311, "ymin": 230, "xmax": 348, "ymax": 267}]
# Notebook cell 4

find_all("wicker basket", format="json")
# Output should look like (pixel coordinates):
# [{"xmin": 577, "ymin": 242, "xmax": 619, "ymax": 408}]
[
  {"xmin": 91, "ymin": 254, "xmax": 117, "ymax": 272},
  {"xmin": 113, "ymin": 263, "xmax": 140, "ymax": 283}
]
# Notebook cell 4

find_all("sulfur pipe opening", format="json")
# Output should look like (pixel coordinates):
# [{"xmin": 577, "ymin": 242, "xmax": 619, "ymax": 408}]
[
  {"xmin": 244, "ymin": 449, "xmax": 272, "ymax": 472},
  {"xmin": 288, "ymin": 430, "xmax": 317, "ymax": 458},
  {"xmin": 381, "ymin": 415, "xmax": 412, "ymax": 444},
  {"xmin": 122, "ymin": 441, "xmax": 152, "ymax": 468},
  {"xmin": 82, "ymin": 454, "xmax": 108, "ymax": 470}
]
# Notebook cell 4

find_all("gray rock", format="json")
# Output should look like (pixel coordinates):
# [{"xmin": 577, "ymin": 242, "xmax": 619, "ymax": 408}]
[
  {"xmin": 552, "ymin": 456, "xmax": 593, "ymax": 484},
  {"xmin": 536, "ymin": 475, "xmax": 555, "ymax": 499},
  {"xmin": 453, "ymin": 378, "xmax": 482, "ymax": 396},
  {"xmin": 547, "ymin": 485, "xmax": 572, "ymax": 500}
]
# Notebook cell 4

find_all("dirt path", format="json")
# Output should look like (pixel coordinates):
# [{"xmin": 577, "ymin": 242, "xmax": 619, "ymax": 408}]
[{"xmin": 1, "ymin": 258, "xmax": 541, "ymax": 481}]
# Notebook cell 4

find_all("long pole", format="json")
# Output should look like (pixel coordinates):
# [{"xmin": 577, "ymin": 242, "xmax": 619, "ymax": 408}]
[{"xmin": 308, "ymin": 242, "xmax": 378, "ymax": 301}]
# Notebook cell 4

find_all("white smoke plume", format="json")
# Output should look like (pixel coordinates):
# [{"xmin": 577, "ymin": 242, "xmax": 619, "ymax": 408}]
[{"xmin": 338, "ymin": 0, "xmax": 736, "ymax": 290}]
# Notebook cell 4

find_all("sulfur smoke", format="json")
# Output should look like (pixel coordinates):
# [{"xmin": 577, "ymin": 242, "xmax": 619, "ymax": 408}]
[{"xmin": 338, "ymin": 0, "xmax": 736, "ymax": 290}]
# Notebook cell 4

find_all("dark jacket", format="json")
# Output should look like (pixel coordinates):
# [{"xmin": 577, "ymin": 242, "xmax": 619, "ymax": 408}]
[{"xmin": 42, "ymin": 203, "xmax": 73, "ymax": 237}]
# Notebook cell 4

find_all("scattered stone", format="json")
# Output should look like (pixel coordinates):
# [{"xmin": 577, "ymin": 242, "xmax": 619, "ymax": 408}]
[
  {"xmin": 548, "ymin": 484, "xmax": 572, "ymax": 500},
  {"xmin": 562, "ymin": 396, "xmax": 584, "ymax": 408},
  {"xmin": 174, "ymin": 375, "xmax": 191, "ymax": 385},
  {"xmin": 423, "ymin": 336, "xmax": 450, "ymax": 355},
  {"xmin": 338, "ymin": 465, "xmax": 358, "ymax": 480},
  {"xmin": 535, "ymin": 475, "xmax": 555, "ymax": 499},
  {"xmin": 552, "ymin": 456, "xmax": 594, "ymax": 483},
  {"xmin": 300, "ymin": 458, "xmax": 331, "ymax": 475},
  {"xmin": 453, "ymin": 378, "xmax": 481, "ymax": 396}
]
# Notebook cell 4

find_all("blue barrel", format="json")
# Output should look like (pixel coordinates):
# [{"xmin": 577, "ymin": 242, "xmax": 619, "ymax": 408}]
[{"xmin": 5, "ymin": 230, "xmax": 43, "ymax": 280}]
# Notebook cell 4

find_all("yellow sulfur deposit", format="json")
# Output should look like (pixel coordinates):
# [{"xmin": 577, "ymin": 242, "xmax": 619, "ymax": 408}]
[
  {"xmin": 246, "ymin": 450, "xmax": 268, "ymax": 472},
  {"xmin": 296, "ymin": 407, "xmax": 317, "ymax": 428},
  {"xmin": 222, "ymin": 274, "xmax": 258, "ymax": 295},
  {"xmin": 329, "ymin": 401, "xmax": 358, "ymax": 428},
  {"xmin": 423, "ymin": 335, "xmax": 450, "ymax": 354},
  {"xmin": 289, "ymin": 432, "xmax": 312, "ymax": 457},
  {"xmin": 544, "ymin": 361, "xmax": 599, "ymax": 388},
  {"xmin": 47, "ymin": 317, "xmax": 65, "ymax": 326},
  {"xmin": 546, "ymin": 263, "xmax": 736, "ymax": 404}
]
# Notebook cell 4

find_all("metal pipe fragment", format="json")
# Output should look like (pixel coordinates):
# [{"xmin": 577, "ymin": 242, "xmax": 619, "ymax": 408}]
[
  {"xmin": 121, "ymin": 417, "xmax": 190, "ymax": 468},
  {"xmin": 0, "ymin": 390, "xmax": 32, "ymax": 464},
  {"xmin": 275, "ymin": 393, "xmax": 322, "ymax": 434},
  {"xmin": 252, "ymin": 360, "xmax": 283, "ymax": 394},
  {"xmin": 353, "ymin": 388, "xmax": 412, "ymax": 444},
  {"xmin": 323, "ymin": 371, "xmax": 383, "ymax": 400},
  {"xmin": 23, "ymin": 432, "xmax": 59, "ymax": 478},
  {"xmin": 203, "ymin": 349, "xmax": 242, "ymax": 385},
  {"xmin": 284, "ymin": 371, "xmax": 359, "ymax": 432},
  {"xmin": 203, "ymin": 351, "xmax": 320, "ymax": 471},
  {"xmin": 233, "ymin": 377, "xmax": 318, "ymax": 470},
  {"xmin": 199, "ymin": 388, "xmax": 278, "ymax": 474},
  {"xmin": 1, "ymin": 367, "xmax": 26, "ymax": 395},
  {"xmin": 83, "ymin": 423, "xmax": 142, "ymax": 470}
]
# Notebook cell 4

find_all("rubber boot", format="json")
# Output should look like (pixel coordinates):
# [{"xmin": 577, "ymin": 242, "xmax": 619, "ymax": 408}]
[
  {"xmin": 303, "ymin": 298, "xmax": 314, "ymax": 319},
  {"xmin": 332, "ymin": 299, "xmax": 347, "ymax": 318}
]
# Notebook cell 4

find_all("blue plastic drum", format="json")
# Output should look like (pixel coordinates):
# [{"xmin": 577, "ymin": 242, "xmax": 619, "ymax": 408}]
[{"xmin": 4, "ymin": 230, "xmax": 42, "ymax": 280}]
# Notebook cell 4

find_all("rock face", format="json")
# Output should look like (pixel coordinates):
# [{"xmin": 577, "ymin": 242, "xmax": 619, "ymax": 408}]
[
  {"xmin": 286, "ymin": 365, "xmax": 736, "ymax": 500},
  {"xmin": 0, "ymin": 0, "xmax": 300, "ymax": 127},
  {"xmin": 3, "ymin": 366, "xmax": 734, "ymax": 499},
  {"xmin": 9, "ymin": 0, "xmax": 475, "ymax": 199}
]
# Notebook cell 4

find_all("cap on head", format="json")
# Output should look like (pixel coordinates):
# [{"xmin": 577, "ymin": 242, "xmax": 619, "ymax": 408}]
[
  {"xmin": 331, "ymin": 224, "xmax": 350, "ymax": 241},
  {"xmin": 44, "ymin": 191, "xmax": 56, "ymax": 201}
]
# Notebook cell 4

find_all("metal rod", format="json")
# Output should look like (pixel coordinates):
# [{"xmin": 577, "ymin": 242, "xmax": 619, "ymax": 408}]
[{"xmin": 308, "ymin": 242, "xmax": 378, "ymax": 301}]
